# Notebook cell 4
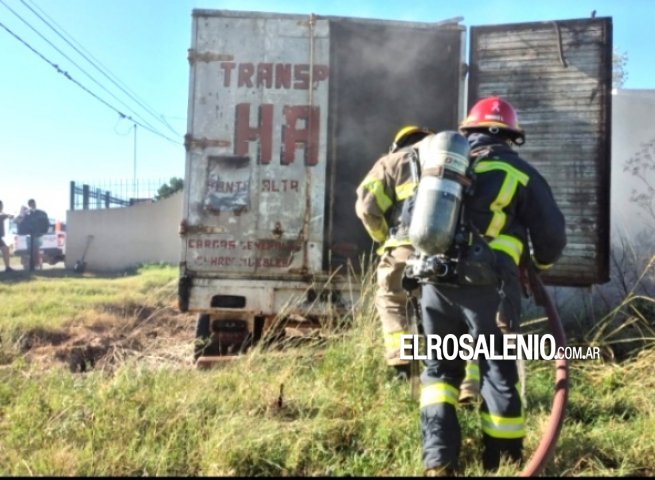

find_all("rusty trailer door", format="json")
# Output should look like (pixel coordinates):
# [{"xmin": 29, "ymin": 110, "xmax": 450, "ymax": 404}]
[
  {"xmin": 184, "ymin": 11, "xmax": 330, "ymax": 278},
  {"xmin": 468, "ymin": 17, "xmax": 613, "ymax": 286}
]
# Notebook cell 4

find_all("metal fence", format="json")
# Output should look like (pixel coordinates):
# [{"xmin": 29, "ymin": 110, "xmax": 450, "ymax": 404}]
[{"xmin": 69, "ymin": 179, "xmax": 167, "ymax": 211}]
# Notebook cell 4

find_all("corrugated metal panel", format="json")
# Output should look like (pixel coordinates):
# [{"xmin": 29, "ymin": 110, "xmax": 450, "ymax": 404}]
[{"xmin": 469, "ymin": 18, "xmax": 612, "ymax": 286}]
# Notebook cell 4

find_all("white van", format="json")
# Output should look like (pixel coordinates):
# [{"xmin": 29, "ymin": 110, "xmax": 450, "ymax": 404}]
[{"xmin": 10, "ymin": 219, "xmax": 66, "ymax": 267}]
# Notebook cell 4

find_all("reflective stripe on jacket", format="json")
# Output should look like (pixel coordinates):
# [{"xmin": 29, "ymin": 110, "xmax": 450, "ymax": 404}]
[
  {"xmin": 355, "ymin": 147, "xmax": 417, "ymax": 252},
  {"xmin": 466, "ymin": 134, "xmax": 567, "ymax": 270}
]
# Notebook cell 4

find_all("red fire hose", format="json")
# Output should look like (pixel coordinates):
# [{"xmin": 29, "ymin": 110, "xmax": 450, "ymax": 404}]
[{"xmin": 519, "ymin": 270, "xmax": 569, "ymax": 477}]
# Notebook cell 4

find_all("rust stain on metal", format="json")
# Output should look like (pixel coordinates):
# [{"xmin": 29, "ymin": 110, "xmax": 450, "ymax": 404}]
[
  {"xmin": 187, "ymin": 49, "xmax": 235, "ymax": 63},
  {"xmin": 184, "ymin": 225, "xmax": 226, "ymax": 234},
  {"xmin": 272, "ymin": 222, "xmax": 284, "ymax": 239},
  {"xmin": 551, "ymin": 21, "xmax": 568, "ymax": 68},
  {"xmin": 184, "ymin": 134, "xmax": 231, "ymax": 151},
  {"xmin": 301, "ymin": 13, "xmax": 317, "ymax": 273}
]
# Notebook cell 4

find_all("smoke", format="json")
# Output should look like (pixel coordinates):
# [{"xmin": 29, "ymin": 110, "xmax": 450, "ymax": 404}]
[{"xmin": 327, "ymin": 19, "xmax": 464, "ymax": 266}]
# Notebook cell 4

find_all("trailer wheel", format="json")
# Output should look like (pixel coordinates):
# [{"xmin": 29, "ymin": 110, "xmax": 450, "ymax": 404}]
[{"xmin": 193, "ymin": 314, "xmax": 211, "ymax": 361}]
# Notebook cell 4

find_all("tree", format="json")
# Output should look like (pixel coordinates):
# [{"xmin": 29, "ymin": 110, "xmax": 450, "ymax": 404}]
[
  {"xmin": 155, "ymin": 177, "xmax": 184, "ymax": 200},
  {"xmin": 613, "ymin": 49, "xmax": 628, "ymax": 89},
  {"xmin": 625, "ymin": 139, "xmax": 655, "ymax": 229}
]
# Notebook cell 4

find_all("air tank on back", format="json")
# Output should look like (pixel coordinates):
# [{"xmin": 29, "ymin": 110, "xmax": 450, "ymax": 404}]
[{"xmin": 408, "ymin": 131, "xmax": 471, "ymax": 256}]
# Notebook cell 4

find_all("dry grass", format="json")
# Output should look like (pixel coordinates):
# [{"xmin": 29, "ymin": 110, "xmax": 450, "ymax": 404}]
[{"xmin": 0, "ymin": 263, "xmax": 654, "ymax": 476}]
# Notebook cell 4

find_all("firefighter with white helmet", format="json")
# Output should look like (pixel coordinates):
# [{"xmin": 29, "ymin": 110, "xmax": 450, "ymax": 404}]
[
  {"xmin": 355, "ymin": 125, "xmax": 434, "ymax": 378},
  {"xmin": 411, "ymin": 97, "xmax": 567, "ymax": 475}
]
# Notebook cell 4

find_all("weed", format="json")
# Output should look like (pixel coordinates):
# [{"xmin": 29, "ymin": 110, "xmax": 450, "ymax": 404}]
[{"xmin": 0, "ymin": 265, "xmax": 653, "ymax": 475}]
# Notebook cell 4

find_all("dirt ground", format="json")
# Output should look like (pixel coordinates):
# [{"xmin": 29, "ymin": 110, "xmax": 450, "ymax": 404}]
[{"xmin": 18, "ymin": 303, "xmax": 197, "ymax": 372}]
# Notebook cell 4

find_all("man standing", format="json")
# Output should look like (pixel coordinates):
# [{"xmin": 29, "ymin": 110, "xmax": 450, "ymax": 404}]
[
  {"xmin": 417, "ymin": 97, "xmax": 566, "ymax": 475},
  {"xmin": 0, "ymin": 201, "xmax": 15, "ymax": 272},
  {"xmin": 355, "ymin": 125, "xmax": 434, "ymax": 378},
  {"xmin": 24, "ymin": 199, "xmax": 49, "ymax": 270}
]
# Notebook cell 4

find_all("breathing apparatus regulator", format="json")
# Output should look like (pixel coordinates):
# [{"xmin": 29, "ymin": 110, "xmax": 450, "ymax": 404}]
[{"xmin": 403, "ymin": 130, "xmax": 498, "ymax": 287}]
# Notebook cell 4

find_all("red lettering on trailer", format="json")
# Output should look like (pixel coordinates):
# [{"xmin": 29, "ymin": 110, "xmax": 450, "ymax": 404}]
[
  {"xmin": 238, "ymin": 63, "xmax": 255, "ymax": 87},
  {"xmin": 238, "ymin": 256, "xmax": 291, "ymax": 268},
  {"xmin": 234, "ymin": 103, "xmax": 320, "ymax": 166},
  {"xmin": 219, "ymin": 62, "xmax": 329, "ymax": 90},
  {"xmin": 281, "ymin": 105, "xmax": 320, "ymax": 166},
  {"xmin": 262, "ymin": 179, "xmax": 300, "ymax": 193},
  {"xmin": 220, "ymin": 62, "xmax": 236, "ymax": 87},
  {"xmin": 260, "ymin": 257, "xmax": 291, "ymax": 268},
  {"xmin": 209, "ymin": 256, "xmax": 236, "ymax": 266},
  {"xmin": 312, "ymin": 65, "xmax": 329, "ymax": 85},
  {"xmin": 235, "ymin": 103, "xmax": 273, "ymax": 164},
  {"xmin": 207, "ymin": 179, "xmax": 250, "ymax": 193},
  {"xmin": 257, "ymin": 63, "xmax": 273, "ymax": 88},
  {"xmin": 293, "ymin": 64, "xmax": 310, "ymax": 90},
  {"xmin": 275, "ymin": 64, "xmax": 291, "ymax": 89},
  {"xmin": 254, "ymin": 239, "xmax": 298, "ymax": 251},
  {"xmin": 187, "ymin": 239, "xmax": 237, "ymax": 249}
]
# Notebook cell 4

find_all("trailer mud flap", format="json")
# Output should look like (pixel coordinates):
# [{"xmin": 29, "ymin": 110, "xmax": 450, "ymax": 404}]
[{"xmin": 178, "ymin": 274, "xmax": 191, "ymax": 312}]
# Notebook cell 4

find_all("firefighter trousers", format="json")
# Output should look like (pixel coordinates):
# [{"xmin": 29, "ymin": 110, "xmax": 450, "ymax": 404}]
[
  {"xmin": 419, "ymin": 281, "xmax": 524, "ymax": 472},
  {"xmin": 458, "ymin": 265, "xmax": 523, "ymax": 401},
  {"xmin": 375, "ymin": 245, "xmax": 415, "ymax": 366}
]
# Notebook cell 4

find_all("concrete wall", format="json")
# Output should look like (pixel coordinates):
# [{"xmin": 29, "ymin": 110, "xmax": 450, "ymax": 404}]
[
  {"xmin": 65, "ymin": 191, "xmax": 183, "ymax": 272},
  {"xmin": 610, "ymin": 89, "xmax": 655, "ymax": 240}
]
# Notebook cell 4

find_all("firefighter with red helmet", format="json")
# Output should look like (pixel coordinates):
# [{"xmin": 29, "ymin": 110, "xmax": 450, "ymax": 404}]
[
  {"xmin": 355, "ymin": 125, "xmax": 434, "ymax": 378},
  {"xmin": 413, "ymin": 97, "xmax": 566, "ymax": 475}
]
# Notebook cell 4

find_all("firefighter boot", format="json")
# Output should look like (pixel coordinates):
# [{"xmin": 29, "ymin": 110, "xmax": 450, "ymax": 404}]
[
  {"xmin": 482, "ymin": 437, "xmax": 523, "ymax": 471},
  {"xmin": 424, "ymin": 466, "xmax": 454, "ymax": 477}
]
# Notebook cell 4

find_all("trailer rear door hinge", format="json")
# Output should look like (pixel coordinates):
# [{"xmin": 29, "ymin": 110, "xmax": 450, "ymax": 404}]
[{"xmin": 184, "ymin": 134, "xmax": 231, "ymax": 151}]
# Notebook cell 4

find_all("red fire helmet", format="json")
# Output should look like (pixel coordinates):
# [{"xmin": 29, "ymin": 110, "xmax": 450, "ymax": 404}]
[{"xmin": 459, "ymin": 96, "xmax": 525, "ymax": 145}]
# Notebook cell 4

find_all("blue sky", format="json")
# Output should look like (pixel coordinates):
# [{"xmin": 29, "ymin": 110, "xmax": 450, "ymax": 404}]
[{"xmin": 0, "ymin": 0, "xmax": 651, "ymax": 221}]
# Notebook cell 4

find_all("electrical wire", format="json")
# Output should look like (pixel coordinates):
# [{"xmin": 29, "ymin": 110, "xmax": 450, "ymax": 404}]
[
  {"xmin": 20, "ymin": 0, "xmax": 182, "ymax": 138},
  {"xmin": 0, "ymin": 18, "xmax": 181, "ymax": 145},
  {"xmin": 0, "ymin": 0, "xmax": 168, "ymax": 138}
]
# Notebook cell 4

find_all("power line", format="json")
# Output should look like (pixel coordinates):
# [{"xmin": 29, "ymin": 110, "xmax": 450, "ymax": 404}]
[
  {"xmin": 0, "ymin": 0, "xmax": 166, "ymax": 138},
  {"xmin": 0, "ymin": 18, "xmax": 181, "ymax": 145},
  {"xmin": 20, "ymin": 0, "xmax": 182, "ymax": 138}
]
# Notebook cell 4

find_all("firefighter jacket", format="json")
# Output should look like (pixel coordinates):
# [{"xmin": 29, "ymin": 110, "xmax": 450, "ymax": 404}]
[
  {"xmin": 465, "ymin": 132, "xmax": 567, "ymax": 272},
  {"xmin": 355, "ymin": 147, "xmax": 417, "ymax": 253}
]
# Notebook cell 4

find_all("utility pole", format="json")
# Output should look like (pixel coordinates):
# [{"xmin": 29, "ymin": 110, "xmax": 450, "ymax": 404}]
[{"xmin": 133, "ymin": 123, "xmax": 138, "ymax": 200}]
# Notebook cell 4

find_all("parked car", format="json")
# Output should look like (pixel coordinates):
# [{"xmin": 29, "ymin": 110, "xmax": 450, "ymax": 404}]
[{"xmin": 10, "ymin": 219, "xmax": 66, "ymax": 267}]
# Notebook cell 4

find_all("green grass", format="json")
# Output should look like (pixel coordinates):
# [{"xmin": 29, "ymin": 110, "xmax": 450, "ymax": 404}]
[
  {"xmin": 0, "ymin": 265, "xmax": 177, "ymax": 338},
  {"xmin": 0, "ymin": 264, "xmax": 654, "ymax": 476}
]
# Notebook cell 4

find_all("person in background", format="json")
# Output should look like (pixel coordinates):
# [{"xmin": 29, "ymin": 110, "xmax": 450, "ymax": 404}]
[
  {"xmin": 24, "ymin": 198, "xmax": 49, "ymax": 270},
  {"xmin": 0, "ymin": 200, "xmax": 15, "ymax": 272}
]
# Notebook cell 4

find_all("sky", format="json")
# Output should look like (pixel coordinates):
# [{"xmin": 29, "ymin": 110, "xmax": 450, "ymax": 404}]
[{"xmin": 0, "ymin": 0, "xmax": 652, "ymax": 222}]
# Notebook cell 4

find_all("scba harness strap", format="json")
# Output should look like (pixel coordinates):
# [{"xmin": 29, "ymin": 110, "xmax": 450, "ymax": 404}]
[
  {"xmin": 403, "ymin": 224, "xmax": 499, "ymax": 289},
  {"xmin": 402, "ymin": 131, "xmax": 500, "ymax": 289},
  {"xmin": 403, "ymin": 167, "xmax": 498, "ymax": 289},
  {"xmin": 421, "ymin": 165, "xmax": 474, "ymax": 192}
]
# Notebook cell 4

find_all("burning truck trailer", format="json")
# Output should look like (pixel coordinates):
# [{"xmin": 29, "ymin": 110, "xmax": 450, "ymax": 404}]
[{"xmin": 178, "ymin": 9, "xmax": 612, "ymax": 365}]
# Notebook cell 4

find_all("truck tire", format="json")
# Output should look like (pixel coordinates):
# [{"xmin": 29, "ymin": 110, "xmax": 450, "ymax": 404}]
[{"xmin": 193, "ymin": 314, "xmax": 211, "ymax": 361}]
